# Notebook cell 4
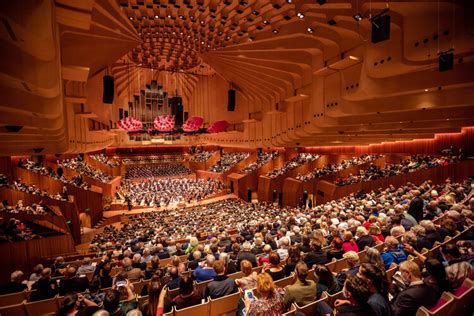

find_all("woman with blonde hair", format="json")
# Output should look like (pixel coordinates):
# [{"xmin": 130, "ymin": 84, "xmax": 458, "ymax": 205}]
[
  {"xmin": 244, "ymin": 273, "xmax": 285, "ymax": 316},
  {"xmin": 313, "ymin": 229, "xmax": 328, "ymax": 247},
  {"xmin": 235, "ymin": 259, "xmax": 258, "ymax": 290},
  {"xmin": 364, "ymin": 247, "xmax": 386, "ymax": 272},
  {"xmin": 342, "ymin": 231, "xmax": 359, "ymax": 253}
]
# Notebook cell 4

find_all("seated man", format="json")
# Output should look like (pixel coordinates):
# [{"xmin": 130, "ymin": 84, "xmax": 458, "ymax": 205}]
[
  {"xmin": 381, "ymin": 236, "xmax": 407, "ymax": 270},
  {"xmin": 193, "ymin": 254, "xmax": 217, "ymax": 282},
  {"xmin": 59, "ymin": 266, "xmax": 89, "ymax": 295},
  {"xmin": 204, "ymin": 260, "xmax": 237, "ymax": 299},
  {"xmin": 391, "ymin": 261, "xmax": 438, "ymax": 316},
  {"xmin": 283, "ymin": 262, "xmax": 316, "ymax": 307}
]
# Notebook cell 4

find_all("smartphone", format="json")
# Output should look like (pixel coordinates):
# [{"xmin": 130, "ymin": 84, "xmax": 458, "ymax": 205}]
[
  {"xmin": 116, "ymin": 281, "xmax": 126, "ymax": 287},
  {"xmin": 244, "ymin": 289, "xmax": 255, "ymax": 301}
]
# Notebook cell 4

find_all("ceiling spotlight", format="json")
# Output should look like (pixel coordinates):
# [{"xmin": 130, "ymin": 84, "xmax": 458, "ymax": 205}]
[
  {"xmin": 200, "ymin": 20, "xmax": 205, "ymax": 24},
  {"xmin": 155, "ymin": 15, "xmax": 159, "ymax": 18},
  {"xmin": 263, "ymin": 20, "xmax": 270, "ymax": 25},
  {"xmin": 167, "ymin": 15, "xmax": 171, "ymax": 18},
  {"xmin": 286, "ymin": 0, "xmax": 292, "ymax": 3},
  {"xmin": 129, "ymin": 17, "xmax": 134, "ymax": 20},
  {"xmin": 226, "ymin": 36, "xmax": 231, "ymax": 40},
  {"xmin": 272, "ymin": 29, "xmax": 279, "ymax": 34},
  {"xmin": 252, "ymin": 10, "xmax": 259, "ymax": 15},
  {"xmin": 424, "ymin": 89, "xmax": 429, "ymax": 92},
  {"xmin": 353, "ymin": 13, "xmax": 363, "ymax": 22},
  {"xmin": 307, "ymin": 27, "xmax": 313, "ymax": 33},
  {"xmin": 297, "ymin": 12, "xmax": 305, "ymax": 19}
]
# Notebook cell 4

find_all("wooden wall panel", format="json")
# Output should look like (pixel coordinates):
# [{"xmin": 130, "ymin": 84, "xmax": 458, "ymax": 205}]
[{"xmin": 0, "ymin": 235, "xmax": 75, "ymax": 286}]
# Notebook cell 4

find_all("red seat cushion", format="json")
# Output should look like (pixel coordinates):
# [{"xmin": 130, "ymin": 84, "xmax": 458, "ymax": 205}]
[
  {"xmin": 454, "ymin": 285, "xmax": 469, "ymax": 297},
  {"xmin": 429, "ymin": 298, "xmax": 447, "ymax": 312}
]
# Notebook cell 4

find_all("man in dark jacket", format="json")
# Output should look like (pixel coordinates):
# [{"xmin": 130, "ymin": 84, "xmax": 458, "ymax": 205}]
[
  {"xmin": 59, "ymin": 266, "xmax": 89, "ymax": 295},
  {"xmin": 407, "ymin": 190, "xmax": 424, "ymax": 222},
  {"xmin": 236, "ymin": 242, "xmax": 258, "ymax": 269},
  {"xmin": 204, "ymin": 260, "xmax": 237, "ymax": 299},
  {"xmin": 391, "ymin": 261, "xmax": 438, "ymax": 316},
  {"xmin": 355, "ymin": 227, "xmax": 375, "ymax": 250},
  {"xmin": 304, "ymin": 241, "xmax": 328, "ymax": 267}
]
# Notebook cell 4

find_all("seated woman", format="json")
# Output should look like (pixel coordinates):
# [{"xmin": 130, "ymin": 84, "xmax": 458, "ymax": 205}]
[
  {"xmin": 171, "ymin": 276, "xmax": 202, "ymax": 310},
  {"xmin": 243, "ymin": 273, "xmax": 285, "ymax": 316},
  {"xmin": 314, "ymin": 265, "xmax": 340, "ymax": 299},
  {"xmin": 327, "ymin": 236, "xmax": 345, "ymax": 261},
  {"xmin": 284, "ymin": 245, "xmax": 301, "ymax": 277},
  {"xmin": 235, "ymin": 259, "xmax": 258, "ymax": 290},
  {"xmin": 263, "ymin": 252, "xmax": 286, "ymax": 281}
]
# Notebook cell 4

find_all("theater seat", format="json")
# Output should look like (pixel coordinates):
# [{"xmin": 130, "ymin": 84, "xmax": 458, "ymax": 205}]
[
  {"xmin": 325, "ymin": 290, "xmax": 345, "ymax": 307},
  {"xmin": 295, "ymin": 291, "xmax": 328, "ymax": 315},
  {"xmin": 415, "ymin": 292, "xmax": 454, "ymax": 316},
  {"xmin": 445, "ymin": 278, "xmax": 474, "ymax": 316},
  {"xmin": 282, "ymin": 303, "xmax": 296, "ymax": 316},
  {"xmin": 25, "ymin": 296, "xmax": 59, "ymax": 316},
  {"xmin": 175, "ymin": 299, "xmax": 209, "ymax": 316},
  {"xmin": 209, "ymin": 291, "xmax": 240, "ymax": 316},
  {"xmin": 0, "ymin": 302, "xmax": 27, "ymax": 316},
  {"xmin": 274, "ymin": 275, "xmax": 295, "ymax": 288},
  {"xmin": 0, "ymin": 291, "xmax": 27, "ymax": 306}
]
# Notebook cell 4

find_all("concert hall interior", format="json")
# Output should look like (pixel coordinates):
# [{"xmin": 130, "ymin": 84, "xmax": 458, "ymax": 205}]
[{"xmin": 0, "ymin": 1, "xmax": 473, "ymax": 316}]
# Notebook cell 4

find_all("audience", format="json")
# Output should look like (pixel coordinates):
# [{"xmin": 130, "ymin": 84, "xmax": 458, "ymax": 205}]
[
  {"xmin": 266, "ymin": 153, "xmax": 319, "ymax": 178},
  {"xmin": 58, "ymin": 156, "xmax": 113, "ymax": 183},
  {"xmin": 191, "ymin": 149, "xmax": 215, "ymax": 162},
  {"xmin": 90, "ymin": 154, "xmax": 120, "ymax": 168},
  {"xmin": 125, "ymin": 164, "xmax": 192, "ymax": 179},
  {"xmin": 243, "ymin": 273, "xmax": 285, "ymax": 316},
  {"xmin": 240, "ymin": 151, "xmax": 279, "ymax": 174},
  {"xmin": 208, "ymin": 152, "xmax": 250, "ymax": 172},
  {"xmin": 296, "ymin": 154, "xmax": 382, "ymax": 182}
]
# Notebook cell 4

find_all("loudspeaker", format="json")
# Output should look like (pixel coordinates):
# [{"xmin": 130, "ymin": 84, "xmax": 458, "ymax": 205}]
[
  {"xmin": 371, "ymin": 14, "xmax": 390, "ymax": 43},
  {"xmin": 439, "ymin": 53, "xmax": 454, "ymax": 72},
  {"xmin": 247, "ymin": 189, "xmax": 252, "ymax": 202},
  {"xmin": 102, "ymin": 75, "xmax": 114, "ymax": 104},
  {"xmin": 170, "ymin": 97, "xmax": 183, "ymax": 126},
  {"xmin": 227, "ymin": 89, "xmax": 236, "ymax": 111},
  {"xmin": 5, "ymin": 125, "xmax": 23, "ymax": 133}
]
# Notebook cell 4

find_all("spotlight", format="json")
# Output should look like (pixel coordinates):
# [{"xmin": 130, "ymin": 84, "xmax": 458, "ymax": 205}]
[
  {"xmin": 155, "ymin": 15, "xmax": 159, "ymax": 18},
  {"xmin": 307, "ymin": 27, "xmax": 313, "ymax": 33},
  {"xmin": 297, "ymin": 12, "xmax": 305, "ymax": 19},
  {"xmin": 263, "ymin": 20, "xmax": 270, "ymax": 25},
  {"xmin": 252, "ymin": 10, "xmax": 259, "ymax": 15},
  {"xmin": 353, "ymin": 13, "xmax": 363, "ymax": 21},
  {"xmin": 286, "ymin": 0, "xmax": 292, "ymax": 3},
  {"xmin": 272, "ymin": 29, "xmax": 279, "ymax": 34}
]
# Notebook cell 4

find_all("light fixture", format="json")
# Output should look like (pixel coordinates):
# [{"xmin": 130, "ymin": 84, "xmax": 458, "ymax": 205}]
[
  {"xmin": 424, "ymin": 89, "xmax": 428, "ymax": 92},
  {"xmin": 297, "ymin": 12, "xmax": 305, "ymax": 19},
  {"xmin": 167, "ymin": 15, "xmax": 171, "ymax": 18},
  {"xmin": 252, "ymin": 10, "xmax": 259, "ymax": 15},
  {"xmin": 286, "ymin": 0, "xmax": 292, "ymax": 3},
  {"xmin": 263, "ymin": 20, "xmax": 270, "ymax": 25},
  {"xmin": 129, "ymin": 17, "xmax": 134, "ymax": 20},
  {"xmin": 353, "ymin": 14, "xmax": 363, "ymax": 21},
  {"xmin": 155, "ymin": 15, "xmax": 159, "ymax": 18},
  {"xmin": 272, "ymin": 29, "xmax": 279, "ymax": 34},
  {"xmin": 307, "ymin": 27, "xmax": 313, "ymax": 33}
]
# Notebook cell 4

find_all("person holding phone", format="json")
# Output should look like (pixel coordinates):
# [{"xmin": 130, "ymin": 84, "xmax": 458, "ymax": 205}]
[{"xmin": 243, "ymin": 272, "xmax": 285, "ymax": 316}]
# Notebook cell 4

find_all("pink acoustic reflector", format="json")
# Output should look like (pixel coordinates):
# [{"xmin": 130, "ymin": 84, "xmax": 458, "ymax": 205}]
[
  {"xmin": 117, "ymin": 117, "xmax": 143, "ymax": 131},
  {"xmin": 182, "ymin": 116, "xmax": 204, "ymax": 132},
  {"xmin": 207, "ymin": 120, "xmax": 229, "ymax": 133},
  {"xmin": 153, "ymin": 115, "xmax": 175, "ymax": 132}
]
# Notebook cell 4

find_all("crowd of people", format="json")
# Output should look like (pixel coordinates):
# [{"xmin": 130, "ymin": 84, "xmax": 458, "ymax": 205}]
[
  {"xmin": 125, "ymin": 164, "xmax": 192, "ymax": 179},
  {"xmin": 89, "ymin": 154, "xmax": 120, "ymax": 168},
  {"xmin": 1, "ymin": 173, "xmax": 473, "ymax": 315},
  {"xmin": 59, "ymin": 156, "xmax": 113, "ymax": 183},
  {"xmin": 0, "ymin": 199, "xmax": 52, "ymax": 216},
  {"xmin": 18, "ymin": 158, "xmax": 90, "ymax": 191},
  {"xmin": 266, "ymin": 153, "xmax": 320, "ymax": 178},
  {"xmin": 118, "ymin": 178, "xmax": 226, "ymax": 207},
  {"xmin": 208, "ymin": 152, "xmax": 250, "ymax": 173},
  {"xmin": 0, "ymin": 217, "xmax": 43, "ymax": 242},
  {"xmin": 191, "ymin": 149, "xmax": 215, "ymax": 162},
  {"xmin": 0, "ymin": 174, "xmax": 67, "ymax": 201},
  {"xmin": 334, "ymin": 155, "xmax": 460, "ymax": 186},
  {"xmin": 122, "ymin": 154, "xmax": 186, "ymax": 165},
  {"xmin": 296, "ymin": 154, "xmax": 382, "ymax": 182},
  {"xmin": 240, "ymin": 151, "xmax": 279, "ymax": 174}
]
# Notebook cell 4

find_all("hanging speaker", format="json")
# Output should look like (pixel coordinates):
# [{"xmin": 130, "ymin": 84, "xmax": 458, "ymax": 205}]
[
  {"xmin": 102, "ymin": 75, "xmax": 114, "ymax": 104},
  {"xmin": 439, "ymin": 53, "xmax": 454, "ymax": 72},
  {"xmin": 228, "ymin": 89, "xmax": 236, "ymax": 111},
  {"xmin": 371, "ymin": 14, "xmax": 390, "ymax": 43},
  {"xmin": 247, "ymin": 189, "xmax": 252, "ymax": 202}
]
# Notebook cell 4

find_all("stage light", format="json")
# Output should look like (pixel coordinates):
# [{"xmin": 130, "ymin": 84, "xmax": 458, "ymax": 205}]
[
  {"xmin": 307, "ymin": 27, "xmax": 313, "ymax": 33},
  {"xmin": 297, "ymin": 12, "xmax": 305, "ymax": 19},
  {"xmin": 272, "ymin": 29, "xmax": 279, "ymax": 34},
  {"xmin": 353, "ymin": 14, "xmax": 363, "ymax": 21}
]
